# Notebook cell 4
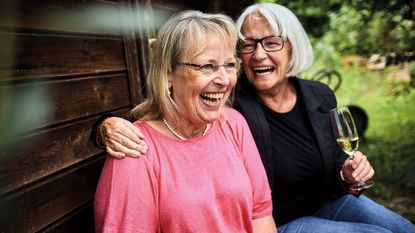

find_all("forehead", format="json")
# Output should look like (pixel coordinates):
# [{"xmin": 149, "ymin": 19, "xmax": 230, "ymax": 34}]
[
  {"xmin": 180, "ymin": 31, "xmax": 235, "ymax": 61},
  {"xmin": 241, "ymin": 12, "xmax": 274, "ymax": 37}
]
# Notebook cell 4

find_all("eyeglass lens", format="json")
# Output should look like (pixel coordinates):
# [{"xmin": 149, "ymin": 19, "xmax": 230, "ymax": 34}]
[{"xmin": 238, "ymin": 36, "xmax": 283, "ymax": 54}]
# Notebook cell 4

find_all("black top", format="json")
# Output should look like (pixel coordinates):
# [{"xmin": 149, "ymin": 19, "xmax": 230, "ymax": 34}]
[
  {"xmin": 261, "ymin": 83, "xmax": 326, "ymax": 224},
  {"xmin": 234, "ymin": 76, "xmax": 350, "ymax": 226}
]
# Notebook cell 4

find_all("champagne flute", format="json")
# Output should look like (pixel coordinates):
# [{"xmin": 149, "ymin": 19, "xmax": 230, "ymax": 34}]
[{"xmin": 329, "ymin": 106, "xmax": 374, "ymax": 190}]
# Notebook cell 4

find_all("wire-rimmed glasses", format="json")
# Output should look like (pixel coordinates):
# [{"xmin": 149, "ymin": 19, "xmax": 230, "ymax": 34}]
[{"xmin": 177, "ymin": 59, "xmax": 241, "ymax": 76}]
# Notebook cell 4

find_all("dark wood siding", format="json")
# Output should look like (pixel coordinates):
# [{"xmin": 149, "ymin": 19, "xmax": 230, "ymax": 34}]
[{"xmin": 0, "ymin": 0, "xmax": 146, "ymax": 232}]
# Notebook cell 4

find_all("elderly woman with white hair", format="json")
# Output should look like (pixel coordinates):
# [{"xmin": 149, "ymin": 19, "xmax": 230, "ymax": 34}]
[
  {"xmin": 93, "ymin": 3, "xmax": 415, "ymax": 233},
  {"xmin": 232, "ymin": 3, "xmax": 414, "ymax": 233}
]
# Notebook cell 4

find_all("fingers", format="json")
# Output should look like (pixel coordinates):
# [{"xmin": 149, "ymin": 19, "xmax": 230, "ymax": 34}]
[
  {"xmin": 116, "ymin": 125, "xmax": 148, "ymax": 154},
  {"xmin": 112, "ymin": 132, "xmax": 145, "ymax": 157},
  {"xmin": 106, "ymin": 145, "xmax": 125, "ymax": 159},
  {"xmin": 106, "ymin": 138, "xmax": 142, "ymax": 158},
  {"xmin": 350, "ymin": 151, "xmax": 375, "ymax": 182},
  {"xmin": 100, "ymin": 117, "xmax": 148, "ymax": 157}
]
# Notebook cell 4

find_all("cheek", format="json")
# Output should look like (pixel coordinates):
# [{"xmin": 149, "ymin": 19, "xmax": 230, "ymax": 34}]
[
  {"xmin": 241, "ymin": 56, "xmax": 250, "ymax": 67},
  {"xmin": 229, "ymin": 73, "xmax": 238, "ymax": 86},
  {"xmin": 173, "ymin": 70, "xmax": 200, "ymax": 91}
]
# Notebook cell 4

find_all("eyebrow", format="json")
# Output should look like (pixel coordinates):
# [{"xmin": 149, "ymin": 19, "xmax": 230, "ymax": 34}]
[
  {"xmin": 194, "ymin": 57, "xmax": 236, "ymax": 64},
  {"xmin": 242, "ymin": 35, "xmax": 277, "ymax": 40}
]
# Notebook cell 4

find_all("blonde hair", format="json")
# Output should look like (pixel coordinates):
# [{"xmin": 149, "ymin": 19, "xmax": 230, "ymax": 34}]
[
  {"xmin": 131, "ymin": 10, "xmax": 237, "ymax": 120},
  {"xmin": 235, "ymin": 3, "xmax": 313, "ymax": 76}
]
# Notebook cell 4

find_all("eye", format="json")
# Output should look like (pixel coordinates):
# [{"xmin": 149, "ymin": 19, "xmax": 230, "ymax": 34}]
[
  {"xmin": 223, "ymin": 62, "xmax": 237, "ymax": 69},
  {"xmin": 199, "ymin": 63, "xmax": 215, "ymax": 71},
  {"xmin": 264, "ymin": 37, "xmax": 283, "ymax": 48},
  {"xmin": 239, "ymin": 40, "xmax": 256, "ymax": 50}
]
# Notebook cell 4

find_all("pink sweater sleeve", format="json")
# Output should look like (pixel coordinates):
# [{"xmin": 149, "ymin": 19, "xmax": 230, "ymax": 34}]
[
  {"xmin": 94, "ymin": 156, "xmax": 159, "ymax": 233},
  {"xmin": 227, "ymin": 109, "xmax": 273, "ymax": 219}
]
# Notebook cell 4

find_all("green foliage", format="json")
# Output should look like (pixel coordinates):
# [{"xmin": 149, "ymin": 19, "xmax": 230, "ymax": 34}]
[
  {"xmin": 306, "ymin": 60, "xmax": 415, "ymax": 221},
  {"xmin": 309, "ymin": 61, "xmax": 415, "ymax": 191},
  {"xmin": 255, "ymin": 0, "xmax": 415, "ymax": 55},
  {"xmin": 303, "ymin": 61, "xmax": 415, "ymax": 222},
  {"xmin": 320, "ymin": 6, "xmax": 415, "ymax": 55}
]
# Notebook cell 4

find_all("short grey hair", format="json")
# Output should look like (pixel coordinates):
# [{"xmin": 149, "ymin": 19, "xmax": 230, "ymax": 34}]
[
  {"xmin": 235, "ymin": 3, "xmax": 313, "ymax": 77},
  {"xmin": 131, "ymin": 10, "xmax": 237, "ymax": 120}
]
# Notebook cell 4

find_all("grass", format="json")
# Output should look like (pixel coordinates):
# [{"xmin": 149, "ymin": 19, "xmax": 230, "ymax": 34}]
[{"xmin": 305, "ymin": 60, "xmax": 415, "ymax": 222}]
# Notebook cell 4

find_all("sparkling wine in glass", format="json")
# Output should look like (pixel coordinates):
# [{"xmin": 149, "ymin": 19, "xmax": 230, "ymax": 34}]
[{"xmin": 330, "ymin": 106, "xmax": 374, "ymax": 190}]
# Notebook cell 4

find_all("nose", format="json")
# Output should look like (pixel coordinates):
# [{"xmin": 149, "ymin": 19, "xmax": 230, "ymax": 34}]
[
  {"xmin": 213, "ymin": 67, "xmax": 231, "ymax": 86},
  {"xmin": 252, "ymin": 42, "xmax": 267, "ymax": 60}
]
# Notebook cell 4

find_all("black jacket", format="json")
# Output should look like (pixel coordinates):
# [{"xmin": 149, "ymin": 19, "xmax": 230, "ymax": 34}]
[{"xmin": 233, "ymin": 76, "xmax": 349, "ymax": 200}]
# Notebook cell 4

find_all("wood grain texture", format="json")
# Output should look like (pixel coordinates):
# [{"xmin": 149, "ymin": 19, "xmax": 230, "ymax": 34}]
[
  {"xmin": 0, "ymin": 33, "xmax": 126, "ymax": 81},
  {"xmin": 40, "ymin": 203, "xmax": 95, "ymax": 233},
  {"xmin": 0, "ymin": 109, "xmax": 130, "ymax": 196},
  {"xmin": 0, "ymin": 74, "xmax": 131, "ymax": 130},
  {"xmin": 0, "ymin": 0, "xmax": 166, "ymax": 231},
  {"xmin": 0, "ymin": 157, "xmax": 104, "ymax": 232},
  {"xmin": 0, "ymin": 0, "xmax": 121, "ymax": 35}
]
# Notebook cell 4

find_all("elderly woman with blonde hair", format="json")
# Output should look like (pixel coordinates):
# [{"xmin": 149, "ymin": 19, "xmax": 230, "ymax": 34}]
[{"xmin": 93, "ymin": 10, "xmax": 277, "ymax": 233}]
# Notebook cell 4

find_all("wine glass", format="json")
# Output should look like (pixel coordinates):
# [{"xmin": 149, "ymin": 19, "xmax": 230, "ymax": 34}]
[{"xmin": 329, "ymin": 106, "xmax": 374, "ymax": 190}]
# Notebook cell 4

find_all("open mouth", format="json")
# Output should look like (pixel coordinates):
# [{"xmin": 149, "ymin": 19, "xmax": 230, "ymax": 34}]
[
  {"xmin": 253, "ymin": 66, "xmax": 274, "ymax": 75},
  {"xmin": 200, "ymin": 92, "xmax": 224, "ymax": 104}
]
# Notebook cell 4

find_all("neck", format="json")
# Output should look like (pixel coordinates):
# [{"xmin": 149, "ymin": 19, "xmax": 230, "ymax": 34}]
[
  {"xmin": 162, "ymin": 117, "xmax": 209, "ymax": 140},
  {"xmin": 257, "ymin": 79, "xmax": 297, "ymax": 113}
]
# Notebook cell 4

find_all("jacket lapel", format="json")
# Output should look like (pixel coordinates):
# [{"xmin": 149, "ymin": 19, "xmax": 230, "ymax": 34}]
[{"xmin": 296, "ymin": 78, "xmax": 335, "ymax": 185}]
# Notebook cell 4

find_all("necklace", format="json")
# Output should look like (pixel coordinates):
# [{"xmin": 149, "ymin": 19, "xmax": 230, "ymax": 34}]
[{"xmin": 162, "ymin": 117, "xmax": 208, "ymax": 140}]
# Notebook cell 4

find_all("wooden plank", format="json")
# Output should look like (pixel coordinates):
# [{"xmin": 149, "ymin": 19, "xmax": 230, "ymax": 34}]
[
  {"xmin": 120, "ymin": 0, "xmax": 145, "ymax": 105},
  {"xmin": 150, "ymin": 0, "xmax": 208, "ymax": 11},
  {"xmin": 0, "ymin": 109, "xmax": 130, "ymax": 196},
  {"xmin": 0, "ymin": 0, "xmax": 121, "ymax": 35},
  {"xmin": 0, "ymin": 33, "xmax": 126, "ymax": 81},
  {"xmin": 0, "ymin": 74, "xmax": 131, "ymax": 131},
  {"xmin": 40, "ymin": 203, "xmax": 94, "ymax": 233},
  {"xmin": 0, "ymin": 157, "xmax": 105, "ymax": 233}
]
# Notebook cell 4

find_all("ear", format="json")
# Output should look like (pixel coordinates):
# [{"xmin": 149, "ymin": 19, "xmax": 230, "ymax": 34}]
[{"xmin": 168, "ymin": 75, "xmax": 173, "ymax": 89}]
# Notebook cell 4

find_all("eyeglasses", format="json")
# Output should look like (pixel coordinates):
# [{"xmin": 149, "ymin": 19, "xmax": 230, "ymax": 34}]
[
  {"xmin": 177, "ymin": 59, "xmax": 241, "ymax": 76},
  {"xmin": 238, "ymin": 36, "xmax": 284, "ymax": 54}
]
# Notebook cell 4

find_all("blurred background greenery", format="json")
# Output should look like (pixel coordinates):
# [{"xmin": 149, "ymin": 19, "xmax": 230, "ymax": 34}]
[{"xmin": 258, "ymin": 0, "xmax": 415, "ymax": 222}]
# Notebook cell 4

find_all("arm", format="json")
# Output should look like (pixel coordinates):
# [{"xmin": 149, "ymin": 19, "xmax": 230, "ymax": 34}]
[
  {"xmin": 253, "ymin": 215, "xmax": 278, "ymax": 233},
  {"xmin": 228, "ymin": 109, "xmax": 276, "ymax": 231},
  {"xmin": 93, "ymin": 115, "xmax": 148, "ymax": 158},
  {"xmin": 94, "ymin": 156, "xmax": 159, "ymax": 232}
]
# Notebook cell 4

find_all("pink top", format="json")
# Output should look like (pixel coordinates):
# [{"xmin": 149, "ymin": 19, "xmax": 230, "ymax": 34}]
[{"xmin": 94, "ymin": 108, "xmax": 272, "ymax": 233}]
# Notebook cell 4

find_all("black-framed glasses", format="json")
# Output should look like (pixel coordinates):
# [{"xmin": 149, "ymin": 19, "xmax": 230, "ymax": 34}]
[
  {"xmin": 177, "ymin": 59, "xmax": 241, "ymax": 76},
  {"xmin": 238, "ymin": 36, "xmax": 284, "ymax": 54}
]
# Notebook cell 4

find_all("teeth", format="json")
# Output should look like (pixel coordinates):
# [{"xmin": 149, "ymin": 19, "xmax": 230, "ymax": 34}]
[
  {"xmin": 201, "ymin": 92, "xmax": 224, "ymax": 100},
  {"xmin": 253, "ymin": 66, "xmax": 273, "ymax": 71}
]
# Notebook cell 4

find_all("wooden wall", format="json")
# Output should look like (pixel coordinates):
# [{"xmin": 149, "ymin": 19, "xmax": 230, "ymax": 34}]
[
  {"xmin": 0, "ymin": 0, "xmax": 150, "ymax": 232},
  {"xmin": 0, "ymin": 0, "xmax": 252, "ymax": 232}
]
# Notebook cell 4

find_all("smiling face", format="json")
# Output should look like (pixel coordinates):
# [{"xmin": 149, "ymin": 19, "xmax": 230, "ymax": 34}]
[
  {"xmin": 170, "ymin": 33, "xmax": 238, "ymax": 126},
  {"xmin": 240, "ymin": 12, "xmax": 292, "ymax": 95}
]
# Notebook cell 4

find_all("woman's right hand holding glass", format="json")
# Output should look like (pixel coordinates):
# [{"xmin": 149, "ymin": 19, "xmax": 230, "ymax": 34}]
[
  {"xmin": 341, "ymin": 151, "xmax": 375, "ymax": 186},
  {"xmin": 99, "ymin": 117, "xmax": 147, "ymax": 158}
]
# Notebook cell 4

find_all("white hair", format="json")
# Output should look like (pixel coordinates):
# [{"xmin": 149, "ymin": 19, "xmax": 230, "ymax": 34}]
[{"xmin": 235, "ymin": 3, "xmax": 313, "ymax": 76}]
